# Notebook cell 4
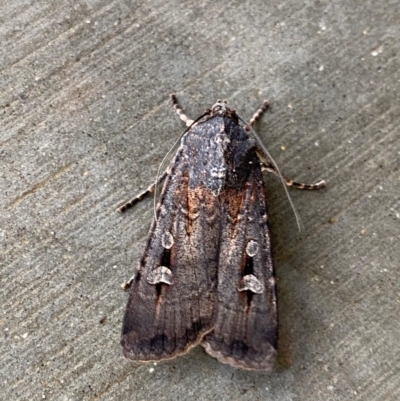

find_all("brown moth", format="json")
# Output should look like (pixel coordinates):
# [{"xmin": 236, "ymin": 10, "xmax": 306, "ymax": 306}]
[{"xmin": 119, "ymin": 95, "xmax": 325, "ymax": 370}]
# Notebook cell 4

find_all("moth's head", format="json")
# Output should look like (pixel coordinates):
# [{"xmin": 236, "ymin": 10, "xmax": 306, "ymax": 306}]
[{"xmin": 210, "ymin": 99, "xmax": 237, "ymax": 120}]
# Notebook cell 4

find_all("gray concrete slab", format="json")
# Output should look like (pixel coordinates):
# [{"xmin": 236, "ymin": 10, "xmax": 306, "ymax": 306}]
[{"xmin": 1, "ymin": 1, "xmax": 399, "ymax": 400}]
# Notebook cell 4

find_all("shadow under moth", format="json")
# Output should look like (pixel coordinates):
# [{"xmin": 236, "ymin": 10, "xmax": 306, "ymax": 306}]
[{"xmin": 119, "ymin": 94, "xmax": 325, "ymax": 370}]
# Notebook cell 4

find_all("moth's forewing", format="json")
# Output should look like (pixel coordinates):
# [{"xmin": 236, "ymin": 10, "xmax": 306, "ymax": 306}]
[
  {"xmin": 121, "ymin": 144, "xmax": 219, "ymax": 362},
  {"xmin": 202, "ymin": 166, "xmax": 277, "ymax": 370},
  {"xmin": 179, "ymin": 116, "xmax": 278, "ymax": 370}
]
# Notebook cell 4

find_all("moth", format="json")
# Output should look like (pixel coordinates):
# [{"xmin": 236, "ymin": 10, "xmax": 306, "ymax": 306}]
[{"xmin": 119, "ymin": 94, "xmax": 325, "ymax": 370}]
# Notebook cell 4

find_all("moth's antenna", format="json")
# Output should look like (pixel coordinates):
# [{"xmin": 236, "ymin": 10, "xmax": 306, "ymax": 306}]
[
  {"xmin": 237, "ymin": 114, "xmax": 304, "ymax": 231},
  {"xmin": 153, "ymin": 111, "xmax": 210, "ymax": 220},
  {"xmin": 153, "ymin": 136, "xmax": 181, "ymax": 221}
]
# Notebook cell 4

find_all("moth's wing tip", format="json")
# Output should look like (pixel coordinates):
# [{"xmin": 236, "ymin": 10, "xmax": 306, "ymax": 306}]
[
  {"xmin": 120, "ymin": 335, "xmax": 163, "ymax": 363},
  {"xmin": 120, "ymin": 327, "xmax": 214, "ymax": 364},
  {"xmin": 120, "ymin": 345, "xmax": 142, "ymax": 366},
  {"xmin": 201, "ymin": 340, "xmax": 277, "ymax": 371},
  {"xmin": 120, "ymin": 282, "xmax": 131, "ymax": 291}
]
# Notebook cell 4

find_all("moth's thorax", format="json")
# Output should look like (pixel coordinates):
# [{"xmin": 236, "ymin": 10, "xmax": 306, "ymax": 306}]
[{"xmin": 184, "ymin": 113, "xmax": 258, "ymax": 196}]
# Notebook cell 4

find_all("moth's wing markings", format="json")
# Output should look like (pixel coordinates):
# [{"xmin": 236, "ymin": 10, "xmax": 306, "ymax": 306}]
[
  {"xmin": 121, "ymin": 149, "xmax": 219, "ymax": 362},
  {"xmin": 202, "ymin": 166, "xmax": 278, "ymax": 370}
]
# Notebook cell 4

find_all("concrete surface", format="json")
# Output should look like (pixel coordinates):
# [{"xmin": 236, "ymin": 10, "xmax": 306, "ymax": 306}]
[{"xmin": 1, "ymin": 1, "xmax": 399, "ymax": 400}]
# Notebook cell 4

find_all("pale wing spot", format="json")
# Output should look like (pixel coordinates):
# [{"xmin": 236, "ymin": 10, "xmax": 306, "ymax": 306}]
[
  {"xmin": 210, "ymin": 168, "xmax": 226, "ymax": 178},
  {"xmin": 161, "ymin": 231, "xmax": 174, "ymax": 249},
  {"xmin": 227, "ymin": 213, "xmax": 236, "ymax": 223},
  {"xmin": 246, "ymin": 240, "xmax": 259, "ymax": 257},
  {"xmin": 179, "ymin": 206, "xmax": 189, "ymax": 216},
  {"xmin": 188, "ymin": 212, "xmax": 200, "ymax": 220},
  {"xmin": 238, "ymin": 274, "xmax": 264, "ymax": 294},
  {"xmin": 147, "ymin": 266, "xmax": 173, "ymax": 285}
]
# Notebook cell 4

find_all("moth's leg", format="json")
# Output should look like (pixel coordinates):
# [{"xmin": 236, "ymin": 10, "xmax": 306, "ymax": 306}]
[
  {"xmin": 261, "ymin": 162, "xmax": 326, "ymax": 190},
  {"xmin": 117, "ymin": 171, "xmax": 168, "ymax": 213},
  {"xmin": 121, "ymin": 274, "xmax": 135, "ymax": 290},
  {"xmin": 170, "ymin": 94, "xmax": 194, "ymax": 127},
  {"xmin": 249, "ymin": 100, "xmax": 270, "ymax": 127}
]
